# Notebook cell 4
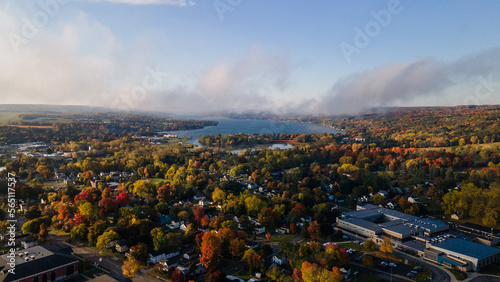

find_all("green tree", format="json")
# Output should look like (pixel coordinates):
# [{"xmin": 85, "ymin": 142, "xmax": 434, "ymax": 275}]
[
  {"xmin": 96, "ymin": 230, "xmax": 119, "ymax": 249},
  {"xmin": 88, "ymin": 220, "xmax": 107, "ymax": 246},
  {"xmin": 70, "ymin": 224, "xmax": 89, "ymax": 241}
]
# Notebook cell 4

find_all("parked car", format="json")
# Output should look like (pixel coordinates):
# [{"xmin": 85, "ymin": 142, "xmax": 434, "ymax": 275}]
[
  {"xmin": 389, "ymin": 262, "xmax": 397, "ymax": 268},
  {"xmin": 381, "ymin": 261, "xmax": 389, "ymax": 266},
  {"xmin": 377, "ymin": 263, "xmax": 387, "ymax": 268},
  {"xmin": 407, "ymin": 272, "xmax": 416, "ymax": 277},
  {"xmin": 413, "ymin": 266, "xmax": 423, "ymax": 271}
]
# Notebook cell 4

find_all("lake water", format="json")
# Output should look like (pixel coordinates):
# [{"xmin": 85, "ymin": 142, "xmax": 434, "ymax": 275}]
[{"xmin": 162, "ymin": 116, "xmax": 340, "ymax": 146}]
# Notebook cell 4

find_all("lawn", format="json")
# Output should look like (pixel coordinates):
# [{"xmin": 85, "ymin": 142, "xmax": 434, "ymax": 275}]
[
  {"xmin": 449, "ymin": 269, "xmax": 467, "ymax": 281},
  {"xmin": 49, "ymin": 229, "xmax": 69, "ymax": 236},
  {"xmin": 338, "ymin": 242, "xmax": 365, "ymax": 251},
  {"xmin": 270, "ymin": 233, "xmax": 298, "ymax": 243},
  {"xmin": 0, "ymin": 112, "xmax": 20, "ymax": 124},
  {"xmin": 148, "ymin": 178, "xmax": 170, "ymax": 186}
]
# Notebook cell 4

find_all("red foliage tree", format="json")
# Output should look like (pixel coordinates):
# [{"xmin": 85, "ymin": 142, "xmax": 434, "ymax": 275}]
[
  {"xmin": 194, "ymin": 206, "xmax": 205, "ymax": 225},
  {"xmin": 115, "ymin": 192, "xmax": 129, "ymax": 206},
  {"xmin": 74, "ymin": 189, "xmax": 94, "ymax": 204},
  {"xmin": 200, "ymin": 232, "xmax": 222, "ymax": 270}
]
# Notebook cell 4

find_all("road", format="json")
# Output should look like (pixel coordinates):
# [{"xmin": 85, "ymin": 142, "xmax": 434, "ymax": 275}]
[
  {"xmin": 394, "ymin": 250, "xmax": 455, "ymax": 282},
  {"xmin": 48, "ymin": 232, "xmax": 158, "ymax": 282},
  {"xmin": 337, "ymin": 227, "xmax": 454, "ymax": 281}
]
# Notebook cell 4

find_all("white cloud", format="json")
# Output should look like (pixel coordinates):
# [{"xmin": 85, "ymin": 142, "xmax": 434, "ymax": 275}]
[
  {"xmin": 0, "ymin": 4, "xmax": 153, "ymax": 108},
  {"xmin": 293, "ymin": 47, "xmax": 500, "ymax": 115}
]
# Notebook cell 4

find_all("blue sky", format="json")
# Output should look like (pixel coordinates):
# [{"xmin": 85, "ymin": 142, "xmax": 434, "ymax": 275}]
[{"xmin": 1, "ymin": 0, "xmax": 500, "ymax": 114}]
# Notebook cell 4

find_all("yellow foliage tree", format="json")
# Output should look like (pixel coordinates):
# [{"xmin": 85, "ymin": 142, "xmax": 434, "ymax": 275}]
[{"xmin": 122, "ymin": 257, "xmax": 140, "ymax": 278}]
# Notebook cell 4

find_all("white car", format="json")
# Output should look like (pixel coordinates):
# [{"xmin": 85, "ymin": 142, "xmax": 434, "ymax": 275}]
[{"xmin": 389, "ymin": 262, "xmax": 397, "ymax": 268}]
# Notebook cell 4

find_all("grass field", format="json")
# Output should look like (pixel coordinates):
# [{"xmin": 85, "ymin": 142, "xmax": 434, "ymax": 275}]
[
  {"xmin": 148, "ymin": 178, "xmax": 169, "ymax": 186},
  {"xmin": 448, "ymin": 269, "xmax": 467, "ymax": 280},
  {"xmin": 0, "ymin": 112, "xmax": 20, "ymax": 124}
]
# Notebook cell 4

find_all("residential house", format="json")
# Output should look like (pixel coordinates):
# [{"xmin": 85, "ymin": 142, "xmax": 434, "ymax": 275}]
[
  {"xmin": 276, "ymin": 227, "xmax": 290, "ymax": 234},
  {"xmin": 254, "ymin": 225, "xmax": 265, "ymax": 235},
  {"xmin": 115, "ymin": 240, "xmax": 128, "ymax": 253},
  {"xmin": 159, "ymin": 257, "xmax": 179, "ymax": 271},
  {"xmin": 272, "ymin": 254, "xmax": 286, "ymax": 265},
  {"xmin": 408, "ymin": 196, "xmax": 420, "ymax": 204},
  {"xmin": 183, "ymin": 251, "xmax": 198, "ymax": 261},
  {"xmin": 198, "ymin": 199, "xmax": 209, "ymax": 207},
  {"xmin": 147, "ymin": 250, "xmax": 180, "ymax": 264},
  {"xmin": 21, "ymin": 236, "xmax": 38, "ymax": 249},
  {"xmin": 193, "ymin": 194, "xmax": 206, "ymax": 201}
]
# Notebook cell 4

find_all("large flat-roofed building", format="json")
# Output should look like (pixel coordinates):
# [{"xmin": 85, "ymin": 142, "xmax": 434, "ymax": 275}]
[
  {"xmin": 425, "ymin": 238, "xmax": 500, "ymax": 271},
  {"xmin": 336, "ymin": 217, "xmax": 383, "ymax": 238},
  {"xmin": 0, "ymin": 246, "xmax": 79, "ymax": 282},
  {"xmin": 337, "ymin": 204, "xmax": 448, "ymax": 240}
]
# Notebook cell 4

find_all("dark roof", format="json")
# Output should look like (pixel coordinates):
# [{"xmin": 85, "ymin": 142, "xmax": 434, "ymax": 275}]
[
  {"xmin": 0, "ymin": 250, "xmax": 78, "ymax": 281},
  {"xmin": 116, "ymin": 240, "xmax": 128, "ymax": 246},
  {"xmin": 460, "ymin": 222, "xmax": 500, "ymax": 235},
  {"xmin": 432, "ymin": 239, "xmax": 500, "ymax": 260}
]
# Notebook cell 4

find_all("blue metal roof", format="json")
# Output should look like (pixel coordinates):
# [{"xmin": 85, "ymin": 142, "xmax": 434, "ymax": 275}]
[{"xmin": 432, "ymin": 239, "xmax": 500, "ymax": 260}]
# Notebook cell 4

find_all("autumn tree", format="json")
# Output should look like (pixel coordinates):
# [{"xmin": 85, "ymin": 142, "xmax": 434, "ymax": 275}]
[
  {"xmin": 307, "ymin": 220, "xmax": 321, "ymax": 240},
  {"xmin": 122, "ymin": 257, "xmax": 140, "ymax": 278},
  {"xmin": 380, "ymin": 237, "xmax": 393, "ymax": 253},
  {"xmin": 265, "ymin": 233, "xmax": 272, "ymax": 241},
  {"xmin": 201, "ymin": 232, "xmax": 222, "ymax": 270},
  {"xmin": 96, "ymin": 230, "xmax": 119, "ymax": 249},
  {"xmin": 70, "ymin": 224, "xmax": 89, "ymax": 241},
  {"xmin": 242, "ymin": 249, "xmax": 262, "ymax": 275},
  {"xmin": 363, "ymin": 239, "xmax": 377, "ymax": 250},
  {"xmin": 88, "ymin": 220, "xmax": 107, "ymax": 246},
  {"xmin": 229, "ymin": 238, "xmax": 246, "ymax": 258}
]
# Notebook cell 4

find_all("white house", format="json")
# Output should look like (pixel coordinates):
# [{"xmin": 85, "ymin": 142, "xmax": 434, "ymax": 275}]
[
  {"xmin": 148, "ymin": 250, "xmax": 180, "ymax": 264},
  {"xmin": 183, "ymin": 251, "xmax": 198, "ymax": 260},
  {"xmin": 272, "ymin": 254, "xmax": 286, "ymax": 265},
  {"xmin": 408, "ymin": 197, "xmax": 419, "ymax": 204},
  {"xmin": 254, "ymin": 225, "xmax": 265, "ymax": 235}
]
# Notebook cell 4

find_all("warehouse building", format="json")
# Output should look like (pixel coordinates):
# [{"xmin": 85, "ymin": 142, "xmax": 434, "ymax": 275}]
[
  {"xmin": 337, "ymin": 204, "xmax": 448, "ymax": 240},
  {"xmin": 424, "ymin": 238, "xmax": 500, "ymax": 271}
]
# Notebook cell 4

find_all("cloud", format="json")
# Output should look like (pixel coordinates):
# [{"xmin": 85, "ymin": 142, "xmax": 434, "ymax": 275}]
[
  {"xmin": 0, "ymin": 4, "xmax": 152, "ymax": 109},
  {"xmin": 78, "ymin": 0, "xmax": 195, "ymax": 6},
  {"xmin": 142, "ymin": 47, "xmax": 293, "ymax": 114},
  {"xmin": 295, "ymin": 47, "xmax": 500, "ymax": 115}
]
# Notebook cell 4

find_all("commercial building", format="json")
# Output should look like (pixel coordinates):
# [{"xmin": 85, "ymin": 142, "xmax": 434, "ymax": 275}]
[
  {"xmin": 337, "ymin": 204, "xmax": 448, "ymax": 240},
  {"xmin": 424, "ymin": 238, "xmax": 500, "ymax": 271},
  {"xmin": 0, "ymin": 246, "xmax": 79, "ymax": 281}
]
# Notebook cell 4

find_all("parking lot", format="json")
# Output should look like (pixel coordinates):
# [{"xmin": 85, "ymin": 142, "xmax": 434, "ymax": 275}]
[{"xmin": 349, "ymin": 248, "xmax": 422, "ymax": 279}]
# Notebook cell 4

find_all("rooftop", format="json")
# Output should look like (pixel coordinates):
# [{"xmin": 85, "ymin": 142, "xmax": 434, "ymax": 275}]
[
  {"xmin": 431, "ymin": 238, "xmax": 500, "ymax": 260},
  {"xmin": 340, "ymin": 217, "xmax": 383, "ymax": 233},
  {"xmin": 0, "ymin": 246, "xmax": 78, "ymax": 281}
]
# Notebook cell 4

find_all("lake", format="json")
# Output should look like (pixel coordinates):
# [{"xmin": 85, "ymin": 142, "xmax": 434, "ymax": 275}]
[{"xmin": 162, "ymin": 116, "xmax": 340, "ymax": 146}]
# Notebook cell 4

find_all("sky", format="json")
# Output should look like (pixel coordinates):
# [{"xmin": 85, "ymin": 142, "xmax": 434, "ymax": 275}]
[{"xmin": 1, "ymin": 0, "xmax": 500, "ymax": 115}]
